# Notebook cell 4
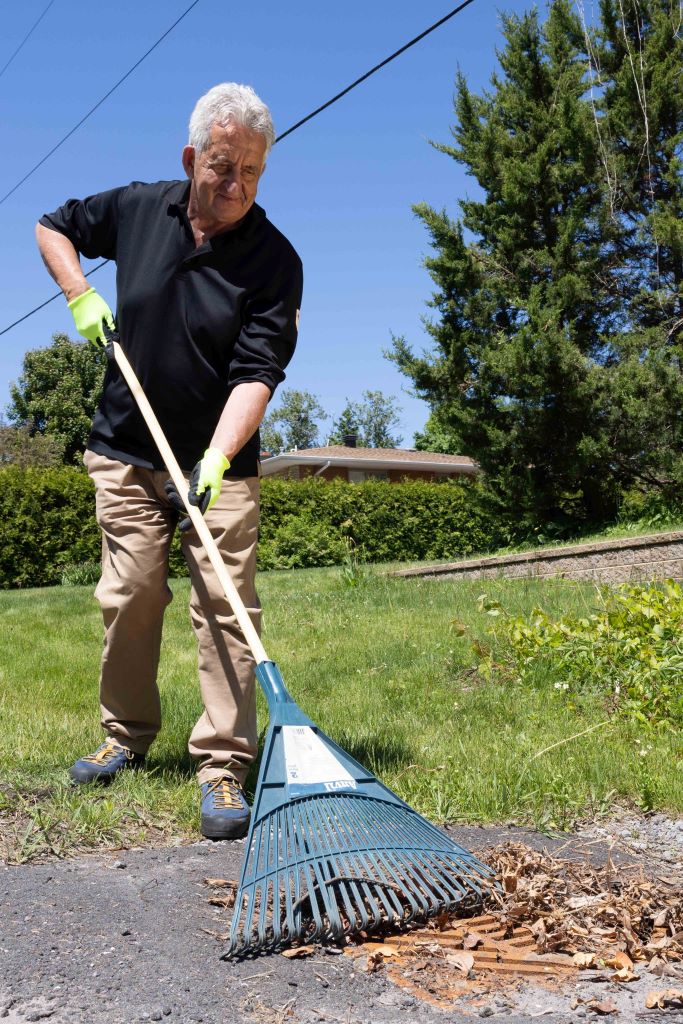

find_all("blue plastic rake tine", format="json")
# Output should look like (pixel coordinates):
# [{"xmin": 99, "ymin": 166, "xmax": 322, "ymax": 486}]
[
  {"xmin": 282, "ymin": 808, "xmax": 303, "ymax": 939},
  {"xmin": 322, "ymin": 848, "xmax": 384, "ymax": 934},
  {"xmin": 393, "ymin": 843, "xmax": 482, "ymax": 905},
  {"xmin": 227, "ymin": 662, "xmax": 499, "ymax": 956},
  {"xmin": 327, "ymin": 794, "xmax": 490, "ymax": 905},
  {"xmin": 309, "ymin": 829, "xmax": 368, "ymax": 933},
  {"xmin": 304, "ymin": 801, "xmax": 384, "ymax": 932},
  {"xmin": 316, "ymin": 803, "xmax": 399, "ymax": 932},
  {"xmin": 330, "ymin": 800, "xmax": 419, "ymax": 921}
]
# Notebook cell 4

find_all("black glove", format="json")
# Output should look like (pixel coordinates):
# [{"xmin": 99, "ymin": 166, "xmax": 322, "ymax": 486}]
[{"xmin": 164, "ymin": 464, "xmax": 212, "ymax": 533}]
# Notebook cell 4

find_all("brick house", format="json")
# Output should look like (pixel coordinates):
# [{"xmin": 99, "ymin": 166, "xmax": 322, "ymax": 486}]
[{"xmin": 260, "ymin": 443, "xmax": 478, "ymax": 483}]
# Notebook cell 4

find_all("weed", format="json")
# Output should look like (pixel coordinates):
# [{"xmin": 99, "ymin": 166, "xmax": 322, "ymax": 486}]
[
  {"xmin": 338, "ymin": 538, "xmax": 369, "ymax": 588},
  {"xmin": 60, "ymin": 561, "xmax": 100, "ymax": 586}
]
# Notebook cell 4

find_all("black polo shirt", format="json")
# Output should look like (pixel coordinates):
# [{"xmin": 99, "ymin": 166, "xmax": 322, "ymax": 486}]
[{"xmin": 40, "ymin": 180, "xmax": 303, "ymax": 474}]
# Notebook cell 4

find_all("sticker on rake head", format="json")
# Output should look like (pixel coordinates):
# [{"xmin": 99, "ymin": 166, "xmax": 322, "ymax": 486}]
[{"xmin": 282, "ymin": 726, "xmax": 357, "ymax": 796}]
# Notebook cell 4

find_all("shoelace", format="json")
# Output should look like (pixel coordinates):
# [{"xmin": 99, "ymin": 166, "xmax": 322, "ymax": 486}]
[
  {"xmin": 82, "ymin": 740, "xmax": 129, "ymax": 765},
  {"xmin": 206, "ymin": 777, "xmax": 244, "ymax": 810}
]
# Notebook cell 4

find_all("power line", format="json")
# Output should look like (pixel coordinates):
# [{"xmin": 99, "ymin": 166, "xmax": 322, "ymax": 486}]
[
  {"xmin": 0, "ymin": 262, "xmax": 109, "ymax": 336},
  {"xmin": 0, "ymin": 0, "xmax": 477, "ymax": 339},
  {"xmin": 275, "ymin": 0, "xmax": 476, "ymax": 143},
  {"xmin": 0, "ymin": 0, "xmax": 202, "ymax": 207},
  {"xmin": 0, "ymin": 0, "xmax": 57, "ymax": 82}
]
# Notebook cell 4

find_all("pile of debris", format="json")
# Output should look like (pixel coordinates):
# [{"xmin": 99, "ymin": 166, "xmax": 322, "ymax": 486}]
[
  {"xmin": 342, "ymin": 842, "xmax": 683, "ymax": 1012},
  {"xmin": 485, "ymin": 841, "xmax": 682, "ymax": 966},
  {"xmin": 205, "ymin": 841, "xmax": 683, "ymax": 1013}
]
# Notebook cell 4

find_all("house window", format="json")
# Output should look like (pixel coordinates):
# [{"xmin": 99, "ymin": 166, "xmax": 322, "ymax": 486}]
[{"xmin": 348, "ymin": 469, "xmax": 388, "ymax": 483}]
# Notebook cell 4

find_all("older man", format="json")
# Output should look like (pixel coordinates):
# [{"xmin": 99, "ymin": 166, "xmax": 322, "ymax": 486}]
[{"xmin": 35, "ymin": 83, "xmax": 302, "ymax": 840}]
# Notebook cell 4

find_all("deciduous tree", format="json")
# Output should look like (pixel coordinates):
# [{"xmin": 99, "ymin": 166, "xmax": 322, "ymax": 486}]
[
  {"xmin": 328, "ymin": 390, "xmax": 403, "ymax": 448},
  {"xmin": 7, "ymin": 334, "xmax": 106, "ymax": 464},
  {"xmin": 260, "ymin": 389, "xmax": 328, "ymax": 451}
]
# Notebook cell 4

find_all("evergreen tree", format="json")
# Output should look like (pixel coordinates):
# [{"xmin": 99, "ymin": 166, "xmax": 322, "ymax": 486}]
[
  {"xmin": 586, "ymin": 0, "xmax": 683, "ymax": 495},
  {"xmin": 7, "ymin": 333, "xmax": 106, "ymax": 464},
  {"xmin": 390, "ymin": 0, "xmax": 683, "ymax": 525}
]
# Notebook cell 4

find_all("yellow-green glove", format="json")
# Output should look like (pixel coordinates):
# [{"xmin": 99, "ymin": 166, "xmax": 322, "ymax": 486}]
[
  {"xmin": 190, "ymin": 447, "xmax": 231, "ymax": 510},
  {"xmin": 67, "ymin": 288, "xmax": 115, "ymax": 346},
  {"xmin": 164, "ymin": 448, "xmax": 230, "ymax": 532}
]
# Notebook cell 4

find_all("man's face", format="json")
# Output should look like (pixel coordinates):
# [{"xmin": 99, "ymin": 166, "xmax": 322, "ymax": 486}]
[{"xmin": 182, "ymin": 121, "xmax": 267, "ymax": 232}]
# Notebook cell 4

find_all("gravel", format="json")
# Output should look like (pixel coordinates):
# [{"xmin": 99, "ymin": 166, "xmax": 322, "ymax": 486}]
[{"xmin": 1, "ymin": 816, "xmax": 681, "ymax": 1024}]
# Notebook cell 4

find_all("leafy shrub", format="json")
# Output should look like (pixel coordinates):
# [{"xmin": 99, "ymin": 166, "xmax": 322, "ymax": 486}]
[
  {"xmin": 479, "ymin": 581, "xmax": 683, "ymax": 729},
  {"xmin": 0, "ymin": 469, "xmax": 505, "ymax": 587},
  {"xmin": 259, "ymin": 515, "xmax": 347, "ymax": 570},
  {"xmin": 0, "ymin": 467, "xmax": 99, "ymax": 588},
  {"xmin": 615, "ymin": 488, "xmax": 683, "ymax": 533},
  {"xmin": 258, "ymin": 477, "xmax": 503, "ymax": 566}
]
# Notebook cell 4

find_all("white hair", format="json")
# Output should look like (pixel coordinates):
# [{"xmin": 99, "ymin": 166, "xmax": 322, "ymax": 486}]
[{"xmin": 188, "ymin": 83, "xmax": 275, "ymax": 156}]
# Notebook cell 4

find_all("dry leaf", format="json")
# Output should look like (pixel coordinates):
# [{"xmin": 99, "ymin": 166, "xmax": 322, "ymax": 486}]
[
  {"xmin": 645, "ymin": 989, "xmax": 683, "ymax": 1010},
  {"xmin": 208, "ymin": 895, "xmax": 235, "ymax": 909},
  {"xmin": 446, "ymin": 951, "xmax": 475, "ymax": 973},
  {"xmin": 587, "ymin": 999, "xmax": 619, "ymax": 1015},
  {"xmin": 573, "ymin": 952, "xmax": 596, "ymax": 968},
  {"xmin": 503, "ymin": 869, "xmax": 520, "ymax": 893},
  {"xmin": 609, "ymin": 967, "xmax": 639, "ymax": 983},
  {"xmin": 365, "ymin": 951, "xmax": 386, "ymax": 973},
  {"xmin": 605, "ymin": 951, "xmax": 633, "ymax": 971},
  {"xmin": 651, "ymin": 962, "xmax": 683, "ymax": 981},
  {"xmin": 204, "ymin": 877, "xmax": 238, "ymax": 888},
  {"xmin": 415, "ymin": 940, "xmax": 442, "ymax": 954},
  {"xmin": 281, "ymin": 945, "xmax": 315, "ymax": 959}
]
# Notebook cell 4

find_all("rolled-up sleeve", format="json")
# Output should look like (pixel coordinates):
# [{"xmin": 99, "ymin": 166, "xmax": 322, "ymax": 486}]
[
  {"xmin": 39, "ymin": 186, "xmax": 127, "ymax": 260},
  {"xmin": 227, "ymin": 254, "xmax": 303, "ymax": 396}
]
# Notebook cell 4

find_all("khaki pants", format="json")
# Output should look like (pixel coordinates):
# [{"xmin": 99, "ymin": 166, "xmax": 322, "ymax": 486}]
[{"xmin": 84, "ymin": 450, "xmax": 260, "ymax": 786}]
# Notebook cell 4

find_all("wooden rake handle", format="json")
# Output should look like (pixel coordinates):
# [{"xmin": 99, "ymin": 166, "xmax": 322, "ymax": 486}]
[{"xmin": 110, "ymin": 339, "xmax": 269, "ymax": 666}]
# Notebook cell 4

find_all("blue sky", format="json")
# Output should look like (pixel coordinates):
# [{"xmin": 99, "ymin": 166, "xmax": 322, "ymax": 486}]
[{"xmin": 1, "ymin": 0, "xmax": 533, "ymax": 446}]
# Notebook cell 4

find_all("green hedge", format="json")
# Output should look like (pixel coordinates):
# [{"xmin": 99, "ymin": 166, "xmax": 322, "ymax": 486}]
[
  {"xmin": 0, "ymin": 468, "xmax": 504, "ymax": 587},
  {"xmin": 0, "ymin": 467, "xmax": 100, "ymax": 588},
  {"xmin": 256, "ymin": 477, "xmax": 503, "ymax": 568}
]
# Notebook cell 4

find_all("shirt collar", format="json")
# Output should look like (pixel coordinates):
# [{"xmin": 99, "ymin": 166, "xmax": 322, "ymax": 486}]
[{"xmin": 167, "ymin": 180, "xmax": 265, "ymax": 244}]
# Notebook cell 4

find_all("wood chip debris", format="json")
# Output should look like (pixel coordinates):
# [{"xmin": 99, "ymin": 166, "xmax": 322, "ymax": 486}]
[
  {"xmin": 340, "ymin": 841, "xmax": 683, "ymax": 1010},
  {"xmin": 203, "ymin": 877, "xmax": 238, "ymax": 910}
]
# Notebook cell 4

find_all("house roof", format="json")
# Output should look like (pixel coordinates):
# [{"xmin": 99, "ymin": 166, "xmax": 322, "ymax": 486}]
[{"xmin": 260, "ymin": 445, "xmax": 478, "ymax": 476}]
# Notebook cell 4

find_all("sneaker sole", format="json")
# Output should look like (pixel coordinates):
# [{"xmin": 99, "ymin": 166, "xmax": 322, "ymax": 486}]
[
  {"xmin": 200, "ymin": 815, "xmax": 250, "ymax": 841},
  {"xmin": 68, "ymin": 761, "xmax": 145, "ymax": 786}
]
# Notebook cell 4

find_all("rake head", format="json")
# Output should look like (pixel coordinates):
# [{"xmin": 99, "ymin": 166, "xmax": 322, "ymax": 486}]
[{"xmin": 226, "ymin": 789, "xmax": 496, "ymax": 957}]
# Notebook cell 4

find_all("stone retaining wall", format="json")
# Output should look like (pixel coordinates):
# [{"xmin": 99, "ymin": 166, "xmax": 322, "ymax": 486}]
[{"xmin": 393, "ymin": 531, "xmax": 683, "ymax": 583}]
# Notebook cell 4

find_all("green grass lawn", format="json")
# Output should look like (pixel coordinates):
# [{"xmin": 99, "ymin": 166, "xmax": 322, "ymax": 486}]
[{"xmin": 1, "ymin": 567, "xmax": 681, "ymax": 862}]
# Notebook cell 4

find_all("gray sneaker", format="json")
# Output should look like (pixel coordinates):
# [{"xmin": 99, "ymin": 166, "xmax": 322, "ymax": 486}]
[
  {"xmin": 69, "ymin": 739, "xmax": 145, "ymax": 785},
  {"xmin": 200, "ymin": 776, "xmax": 251, "ymax": 839}
]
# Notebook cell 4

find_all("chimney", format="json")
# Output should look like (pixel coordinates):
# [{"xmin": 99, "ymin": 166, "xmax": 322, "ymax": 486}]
[{"xmin": 343, "ymin": 433, "xmax": 357, "ymax": 448}]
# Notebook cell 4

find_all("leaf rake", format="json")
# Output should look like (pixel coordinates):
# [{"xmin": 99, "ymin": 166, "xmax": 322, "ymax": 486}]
[
  {"xmin": 226, "ymin": 662, "xmax": 497, "ymax": 957},
  {"xmin": 109, "ymin": 335, "xmax": 499, "ymax": 960}
]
